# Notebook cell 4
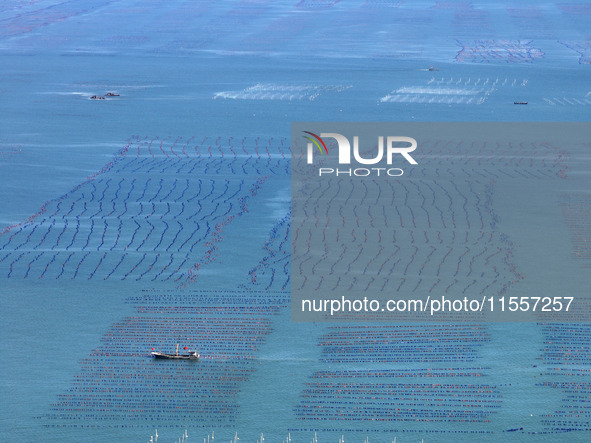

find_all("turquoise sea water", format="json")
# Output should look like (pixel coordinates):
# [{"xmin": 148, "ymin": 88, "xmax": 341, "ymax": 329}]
[{"xmin": 1, "ymin": 1, "xmax": 590, "ymax": 442}]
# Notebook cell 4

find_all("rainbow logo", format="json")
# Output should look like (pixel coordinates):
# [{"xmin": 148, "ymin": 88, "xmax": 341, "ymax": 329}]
[{"xmin": 302, "ymin": 131, "xmax": 328, "ymax": 155}]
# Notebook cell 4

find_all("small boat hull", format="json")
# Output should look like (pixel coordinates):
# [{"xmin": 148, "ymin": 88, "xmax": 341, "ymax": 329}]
[{"xmin": 151, "ymin": 351, "xmax": 199, "ymax": 361}]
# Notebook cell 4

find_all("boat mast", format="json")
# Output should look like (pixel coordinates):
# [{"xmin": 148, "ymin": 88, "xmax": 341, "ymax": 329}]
[{"xmin": 176, "ymin": 343, "xmax": 179, "ymax": 356}]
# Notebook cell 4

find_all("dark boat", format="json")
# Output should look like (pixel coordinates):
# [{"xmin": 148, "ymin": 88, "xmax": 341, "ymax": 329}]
[
  {"xmin": 514, "ymin": 101, "xmax": 528, "ymax": 105},
  {"xmin": 90, "ymin": 95, "xmax": 105, "ymax": 100},
  {"xmin": 428, "ymin": 66, "xmax": 439, "ymax": 71},
  {"xmin": 105, "ymin": 92, "xmax": 120, "ymax": 97},
  {"xmin": 151, "ymin": 344, "xmax": 199, "ymax": 360},
  {"xmin": 152, "ymin": 351, "xmax": 199, "ymax": 360}
]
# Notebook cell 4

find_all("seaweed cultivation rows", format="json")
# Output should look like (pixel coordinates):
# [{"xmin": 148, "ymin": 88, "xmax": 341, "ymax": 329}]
[
  {"xmin": 242, "ymin": 212, "xmax": 291, "ymax": 292},
  {"xmin": 543, "ymin": 97, "xmax": 591, "ymax": 106},
  {"xmin": 40, "ymin": 177, "xmax": 292, "ymax": 429},
  {"xmin": 0, "ymin": 136, "xmax": 290, "ymax": 284},
  {"xmin": 293, "ymin": 178, "xmax": 517, "ymax": 297},
  {"xmin": 455, "ymin": 40, "xmax": 544, "ymax": 63},
  {"xmin": 41, "ymin": 210, "xmax": 291, "ymax": 429},
  {"xmin": 213, "ymin": 84, "xmax": 352, "ymax": 101},
  {"xmin": 404, "ymin": 139, "xmax": 567, "ymax": 179},
  {"xmin": 381, "ymin": 77, "xmax": 527, "ymax": 105},
  {"xmin": 41, "ymin": 297, "xmax": 279, "ymax": 427},
  {"xmin": 296, "ymin": 382, "xmax": 501, "ymax": 422},
  {"xmin": 316, "ymin": 325, "xmax": 489, "ymax": 363},
  {"xmin": 292, "ymin": 138, "xmax": 567, "ymax": 303},
  {"xmin": 0, "ymin": 0, "xmax": 112, "ymax": 40},
  {"xmin": 361, "ymin": 0, "xmax": 403, "ymax": 8},
  {"xmin": 537, "ymin": 324, "xmax": 591, "ymax": 433},
  {"xmin": 293, "ymin": 324, "xmax": 502, "ymax": 435},
  {"xmin": 296, "ymin": 0, "xmax": 341, "ymax": 9},
  {"xmin": 4, "ymin": 0, "xmax": 589, "ymax": 66},
  {"xmin": 561, "ymin": 194, "xmax": 591, "ymax": 267},
  {"xmin": 560, "ymin": 41, "xmax": 591, "ymax": 64}
]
